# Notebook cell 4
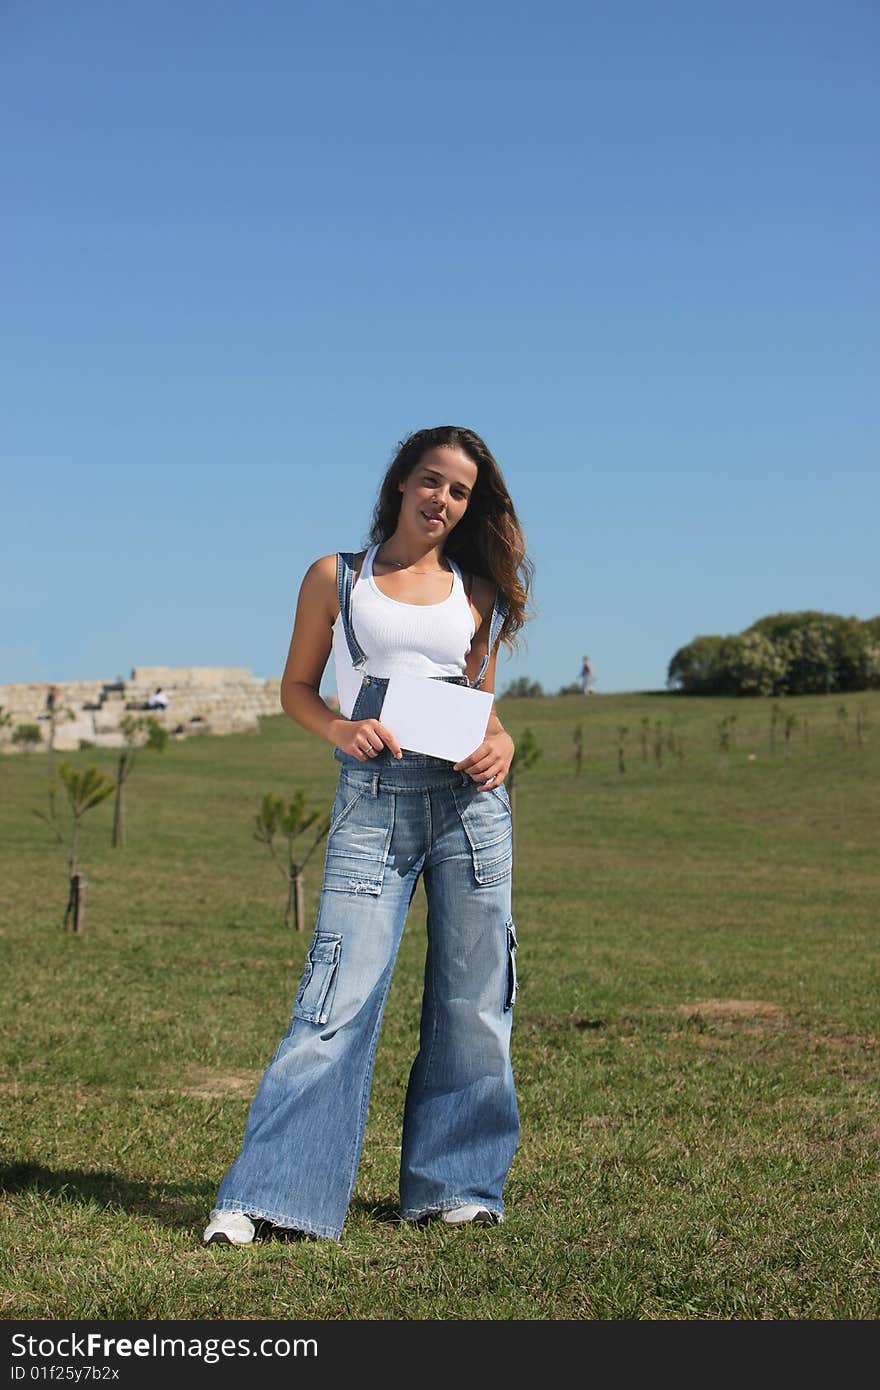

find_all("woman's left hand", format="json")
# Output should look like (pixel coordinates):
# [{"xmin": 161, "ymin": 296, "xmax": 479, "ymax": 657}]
[{"xmin": 454, "ymin": 729, "xmax": 515, "ymax": 790}]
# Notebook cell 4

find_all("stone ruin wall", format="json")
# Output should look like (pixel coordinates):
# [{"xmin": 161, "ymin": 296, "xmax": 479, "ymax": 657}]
[{"xmin": 0, "ymin": 667, "xmax": 335, "ymax": 753}]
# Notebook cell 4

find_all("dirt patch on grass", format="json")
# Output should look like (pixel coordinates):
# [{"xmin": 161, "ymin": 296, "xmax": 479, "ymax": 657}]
[
  {"xmin": 678, "ymin": 999, "xmax": 787, "ymax": 1021},
  {"xmin": 178, "ymin": 1067, "xmax": 261, "ymax": 1098},
  {"xmin": 809, "ymin": 1031, "xmax": 878, "ymax": 1051}
]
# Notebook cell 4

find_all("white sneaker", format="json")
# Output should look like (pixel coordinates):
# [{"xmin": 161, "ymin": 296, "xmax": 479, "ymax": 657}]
[
  {"xmin": 441, "ymin": 1204, "xmax": 498, "ymax": 1225},
  {"xmin": 203, "ymin": 1209, "xmax": 256, "ymax": 1245}
]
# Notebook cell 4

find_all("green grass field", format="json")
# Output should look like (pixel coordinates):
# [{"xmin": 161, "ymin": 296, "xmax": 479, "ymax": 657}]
[{"xmin": 1, "ymin": 690, "xmax": 878, "ymax": 1320}]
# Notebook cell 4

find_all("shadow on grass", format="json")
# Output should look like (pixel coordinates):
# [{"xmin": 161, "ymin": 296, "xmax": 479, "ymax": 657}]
[
  {"xmin": 0, "ymin": 1161, "xmax": 213, "ymax": 1230},
  {"xmin": 1, "ymin": 1164, "xmax": 407, "ymax": 1236},
  {"xmin": 347, "ymin": 1196, "xmax": 401, "ymax": 1228}
]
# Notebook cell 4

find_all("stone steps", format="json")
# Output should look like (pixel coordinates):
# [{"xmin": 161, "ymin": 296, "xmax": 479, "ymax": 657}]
[{"xmin": 0, "ymin": 668, "xmax": 290, "ymax": 753}]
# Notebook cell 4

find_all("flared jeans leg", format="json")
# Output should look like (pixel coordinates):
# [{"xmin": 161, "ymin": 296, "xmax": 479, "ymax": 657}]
[
  {"xmin": 399, "ymin": 785, "xmax": 520, "ymax": 1221},
  {"xmin": 213, "ymin": 779, "xmax": 422, "ymax": 1241}
]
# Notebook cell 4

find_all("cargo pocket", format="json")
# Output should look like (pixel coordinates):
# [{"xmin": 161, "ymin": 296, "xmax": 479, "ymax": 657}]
[
  {"xmin": 292, "ymin": 932, "xmax": 342, "ymax": 1024},
  {"xmin": 504, "ymin": 918, "xmax": 518, "ymax": 1011},
  {"xmin": 453, "ymin": 783, "xmax": 512, "ymax": 886},
  {"xmin": 324, "ymin": 787, "xmax": 394, "ymax": 895},
  {"xmin": 328, "ymin": 777, "xmax": 369, "ymax": 837}
]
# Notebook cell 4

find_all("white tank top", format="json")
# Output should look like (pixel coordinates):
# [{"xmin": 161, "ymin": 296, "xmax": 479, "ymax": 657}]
[{"xmin": 332, "ymin": 544, "xmax": 476, "ymax": 718}]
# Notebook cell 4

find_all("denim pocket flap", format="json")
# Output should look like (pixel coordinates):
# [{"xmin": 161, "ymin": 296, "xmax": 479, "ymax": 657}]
[
  {"xmin": 453, "ymin": 784, "xmax": 512, "ymax": 886},
  {"xmin": 324, "ymin": 788, "xmax": 394, "ymax": 895},
  {"xmin": 293, "ymin": 932, "xmax": 342, "ymax": 1025}
]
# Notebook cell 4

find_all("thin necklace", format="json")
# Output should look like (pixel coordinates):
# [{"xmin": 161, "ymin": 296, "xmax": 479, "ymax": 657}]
[{"xmin": 377, "ymin": 544, "xmax": 446, "ymax": 575}]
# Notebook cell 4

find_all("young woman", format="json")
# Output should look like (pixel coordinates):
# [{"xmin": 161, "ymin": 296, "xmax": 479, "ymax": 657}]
[{"xmin": 204, "ymin": 424, "xmax": 532, "ymax": 1244}]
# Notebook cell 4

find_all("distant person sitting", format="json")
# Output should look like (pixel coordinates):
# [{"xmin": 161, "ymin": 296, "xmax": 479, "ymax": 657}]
[
  {"xmin": 579, "ymin": 655, "xmax": 596, "ymax": 695},
  {"xmin": 147, "ymin": 687, "xmax": 169, "ymax": 710}
]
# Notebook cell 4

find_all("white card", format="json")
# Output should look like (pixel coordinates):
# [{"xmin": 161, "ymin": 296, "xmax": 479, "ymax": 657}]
[{"xmin": 379, "ymin": 674, "xmax": 494, "ymax": 763}]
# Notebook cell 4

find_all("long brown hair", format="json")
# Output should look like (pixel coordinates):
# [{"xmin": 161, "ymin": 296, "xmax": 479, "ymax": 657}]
[{"xmin": 368, "ymin": 425, "xmax": 533, "ymax": 650}]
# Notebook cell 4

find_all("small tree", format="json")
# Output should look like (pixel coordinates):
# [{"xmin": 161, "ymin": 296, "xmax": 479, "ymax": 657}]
[
  {"xmin": 56, "ymin": 762, "xmax": 114, "ymax": 931},
  {"xmin": 507, "ymin": 726, "xmax": 541, "ymax": 833},
  {"xmin": 616, "ymin": 725, "xmax": 629, "ymax": 774},
  {"xmin": 111, "ymin": 715, "xmax": 169, "ymax": 848},
  {"xmin": 254, "ymin": 791, "xmax": 330, "ymax": 930},
  {"xmin": 12, "ymin": 723, "xmax": 42, "ymax": 753}
]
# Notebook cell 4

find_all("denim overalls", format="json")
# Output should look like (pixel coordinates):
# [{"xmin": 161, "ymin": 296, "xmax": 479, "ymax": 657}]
[{"xmin": 213, "ymin": 554, "xmax": 519, "ymax": 1240}]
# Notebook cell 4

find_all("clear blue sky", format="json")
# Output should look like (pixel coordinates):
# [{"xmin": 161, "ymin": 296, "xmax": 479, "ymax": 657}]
[{"xmin": 3, "ymin": 0, "xmax": 877, "ymax": 698}]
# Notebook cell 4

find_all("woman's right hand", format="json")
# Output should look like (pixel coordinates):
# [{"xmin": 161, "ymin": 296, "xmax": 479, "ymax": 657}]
[{"xmin": 332, "ymin": 718, "xmax": 403, "ymax": 762}]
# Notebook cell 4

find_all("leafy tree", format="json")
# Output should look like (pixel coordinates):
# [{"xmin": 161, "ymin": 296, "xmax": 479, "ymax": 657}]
[
  {"xmin": 12, "ymin": 723, "xmax": 42, "ymax": 752},
  {"xmin": 718, "ymin": 632, "xmax": 787, "ymax": 696},
  {"xmin": 254, "ymin": 791, "xmax": 330, "ymax": 930},
  {"xmin": 747, "ymin": 613, "xmax": 880, "ymax": 695},
  {"xmin": 667, "ymin": 635, "xmax": 726, "ymax": 694},
  {"xmin": 669, "ymin": 612, "xmax": 880, "ymax": 696},
  {"xmin": 501, "ymin": 677, "xmax": 544, "ymax": 699}
]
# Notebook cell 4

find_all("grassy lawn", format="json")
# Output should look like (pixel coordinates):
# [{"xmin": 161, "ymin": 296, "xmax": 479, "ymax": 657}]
[{"xmin": 1, "ymin": 690, "xmax": 878, "ymax": 1320}]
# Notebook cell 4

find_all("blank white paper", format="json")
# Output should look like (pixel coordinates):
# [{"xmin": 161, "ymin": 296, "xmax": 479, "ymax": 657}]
[{"xmin": 379, "ymin": 674, "xmax": 494, "ymax": 763}]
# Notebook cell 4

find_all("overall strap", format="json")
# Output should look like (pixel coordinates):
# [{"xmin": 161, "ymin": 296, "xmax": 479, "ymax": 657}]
[
  {"xmin": 336, "ymin": 552, "xmax": 368, "ymax": 670},
  {"xmin": 472, "ymin": 589, "xmax": 509, "ymax": 689}
]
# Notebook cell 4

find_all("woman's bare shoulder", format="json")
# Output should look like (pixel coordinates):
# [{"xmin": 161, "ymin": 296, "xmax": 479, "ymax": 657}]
[
  {"xmin": 300, "ymin": 551, "xmax": 368, "ymax": 618},
  {"xmin": 298, "ymin": 555, "xmax": 338, "ymax": 619},
  {"xmin": 303, "ymin": 550, "xmax": 366, "ymax": 581},
  {"xmin": 305, "ymin": 553, "xmax": 336, "ymax": 576}
]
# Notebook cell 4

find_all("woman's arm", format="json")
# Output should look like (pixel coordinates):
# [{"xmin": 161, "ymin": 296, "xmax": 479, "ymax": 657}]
[
  {"xmin": 279, "ymin": 554, "xmax": 344, "ymax": 741},
  {"xmin": 280, "ymin": 555, "xmax": 402, "ymax": 760}
]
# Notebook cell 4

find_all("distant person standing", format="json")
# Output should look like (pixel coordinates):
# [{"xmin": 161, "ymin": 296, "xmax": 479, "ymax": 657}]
[{"xmin": 579, "ymin": 655, "xmax": 595, "ymax": 695}]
